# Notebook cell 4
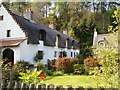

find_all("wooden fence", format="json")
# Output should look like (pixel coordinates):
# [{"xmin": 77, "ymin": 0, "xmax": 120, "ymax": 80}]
[{"xmin": 0, "ymin": 81, "xmax": 118, "ymax": 90}]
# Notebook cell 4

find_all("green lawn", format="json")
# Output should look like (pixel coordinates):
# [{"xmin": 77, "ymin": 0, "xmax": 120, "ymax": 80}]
[{"xmin": 40, "ymin": 75, "xmax": 97, "ymax": 88}]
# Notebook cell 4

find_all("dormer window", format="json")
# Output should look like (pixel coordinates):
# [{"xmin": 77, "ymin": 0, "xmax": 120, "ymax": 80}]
[
  {"xmin": 66, "ymin": 39, "xmax": 69, "ymax": 48},
  {"xmin": 98, "ymin": 40, "xmax": 105, "ymax": 46},
  {"xmin": 0, "ymin": 15, "xmax": 3, "ymax": 21},
  {"xmin": 7, "ymin": 30, "xmax": 11, "ymax": 37},
  {"xmin": 40, "ymin": 33, "xmax": 42, "ymax": 40},
  {"xmin": 39, "ymin": 30, "xmax": 46, "ymax": 41},
  {"xmin": 72, "ymin": 40, "xmax": 75, "ymax": 49},
  {"xmin": 55, "ymin": 35, "xmax": 60, "ymax": 47}
]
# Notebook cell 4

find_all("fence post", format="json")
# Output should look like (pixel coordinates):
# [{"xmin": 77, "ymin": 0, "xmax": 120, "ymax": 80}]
[
  {"xmin": 66, "ymin": 85, "xmax": 73, "ymax": 90},
  {"xmin": 85, "ymin": 87, "xmax": 93, "ymax": 90},
  {"xmin": 55, "ymin": 85, "xmax": 63, "ymax": 90},
  {"xmin": 21, "ymin": 82, "xmax": 28, "ymax": 90},
  {"xmin": 36, "ymin": 84, "xmax": 46, "ymax": 90},
  {"xmin": 14, "ymin": 81, "xmax": 20, "ymax": 90},
  {"xmin": 36, "ymin": 84, "xmax": 42, "ymax": 90},
  {"xmin": 0, "ymin": 81, "xmax": 1, "ymax": 89},
  {"xmin": 29, "ymin": 83, "xmax": 36, "ymax": 90},
  {"xmin": 76, "ymin": 86, "xmax": 84, "ymax": 90},
  {"xmin": 7, "ymin": 82, "xmax": 11, "ymax": 90},
  {"xmin": 47, "ymin": 84, "xmax": 54, "ymax": 90}
]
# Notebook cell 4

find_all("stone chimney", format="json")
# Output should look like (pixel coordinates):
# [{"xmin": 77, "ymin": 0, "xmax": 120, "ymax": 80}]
[
  {"xmin": 63, "ymin": 28, "xmax": 68, "ymax": 35},
  {"xmin": 49, "ymin": 21, "xmax": 55, "ymax": 29}
]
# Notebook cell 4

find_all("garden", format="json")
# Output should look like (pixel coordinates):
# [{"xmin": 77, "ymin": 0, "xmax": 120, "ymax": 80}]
[
  {"xmin": 0, "ymin": 43, "xmax": 119, "ymax": 89},
  {"xmin": 0, "ymin": 3, "xmax": 119, "ymax": 90}
]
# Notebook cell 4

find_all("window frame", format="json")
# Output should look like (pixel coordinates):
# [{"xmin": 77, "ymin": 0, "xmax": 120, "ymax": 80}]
[
  {"xmin": 7, "ymin": 30, "xmax": 11, "ymax": 37},
  {"xmin": 54, "ymin": 51, "xmax": 57, "ymax": 58},
  {"xmin": 0, "ymin": 15, "xmax": 3, "ymax": 21},
  {"xmin": 71, "ymin": 52, "xmax": 73, "ymax": 57}
]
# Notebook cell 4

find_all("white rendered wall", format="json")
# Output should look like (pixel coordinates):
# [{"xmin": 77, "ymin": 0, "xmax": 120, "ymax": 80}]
[
  {"xmin": 20, "ymin": 40, "xmax": 39, "ymax": 64},
  {"xmin": 20, "ymin": 40, "xmax": 79, "ymax": 65},
  {"xmin": 0, "ymin": 5, "xmax": 26, "ymax": 39}
]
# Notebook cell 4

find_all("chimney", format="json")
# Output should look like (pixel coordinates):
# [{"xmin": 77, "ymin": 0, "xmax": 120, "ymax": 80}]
[
  {"xmin": 24, "ymin": 9, "xmax": 33, "ymax": 21},
  {"xmin": 94, "ymin": 28, "xmax": 97, "ymax": 38},
  {"xmin": 28, "ymin": 9, "xmax": 33, "ymax": 21},
  {"xmin": 93, "ymin": 28, "xmax": 97, "ymax": 46},
  {"xmin": 63, "ymin": 28, "xmax": 68, "ymax": 35},
  {"xmin": 49, "ymin": 21, "xmax": 55, "ymax": 29}
]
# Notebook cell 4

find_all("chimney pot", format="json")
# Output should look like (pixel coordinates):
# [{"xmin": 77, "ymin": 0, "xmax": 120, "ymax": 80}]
[
  {"xmin": 49, "ymin": 21, "xmax": 55, "ymax": 29},
  {"xmin": 63, "ymin": 28, "xmax": 68, "ymax": 35}
]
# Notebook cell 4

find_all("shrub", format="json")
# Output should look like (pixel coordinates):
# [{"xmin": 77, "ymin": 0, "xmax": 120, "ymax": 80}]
[
  {"xmin": 2, "ymin": 59, "xmax": 12, "ymax": 82},
  {"xmin": 47, "ymin": 59, "xmax": 56, "ymax": 71},
  {"xmin": 19, "ymin": 69, "xmax": 43, "ymax": 83},
  {"xmin": 73, "ymin": 64, "xmax": 85, "ymax": 75},
  {"xmin": 55, "ymin": 58, "xmax": 78, "ymax": 74},
  {"xmin": 43, "ymin": 69, "xmax": 53, "ymax": 76},
  {"xmin": 36, "ymin": 62, "xmax": 44, "ymax": 71},
  {"xmin": 84, "ymin": 55, "xmax": 100, "ymax": 73},
  {"xmin": 34, "ymin": 51, "xmax": 44, "ymax": 62},
  {"xmin": 90, "ymin": 46, "xmax": 119, "ymax": 88},
  {"xmin": 53, "ymin": 71, "xmax": 64, "ymax": 76},
  {"xmin": 11, "ymin": 61, "xmax": 31, "ymax": 81}
]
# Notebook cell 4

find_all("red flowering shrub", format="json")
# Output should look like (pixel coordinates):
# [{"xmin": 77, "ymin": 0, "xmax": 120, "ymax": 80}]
[
  {"xmin": 55, "ymin": 58, "xmax": 78, "ymax": 73},
  {"xmin": 84, "ymin": 55, "xmax": 100, "ymax": 71}
]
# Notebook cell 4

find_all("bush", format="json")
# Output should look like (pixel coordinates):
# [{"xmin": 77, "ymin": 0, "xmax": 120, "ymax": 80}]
[
  {"xmin": 19, "ymin": 69, "xmax": 42, "ymax": 83},
  {"xmin": 84, "ymin": 55, "xmax": 100, "ymax": 73},
  {"xmin": 11, "ymin": 61, "xmax": 31, "ymax": 81},
  {"xmin": 1, "ymin": 60, "xmax": 31, "ymax": 82},
  {"xmin": 53, "ymin": 71, "xmax": 64, "ymax": 76},
  {"xmin": 36, "ymin": 62, "xmax": 44, "ymax": 71},
  {"xmin": 34, "ymin": 51, "xmax": 44, "ymax": 62},
  {"xmin": 55, "ymin": 58, "xmax": 78, "ymax": 74},
  {"xmin": 43, "ymin": 69, "xmax": 53, "ymax": 76},
  {"xmin": 73, "ymin": 64, "xmax": 85, "ymax": 75}
]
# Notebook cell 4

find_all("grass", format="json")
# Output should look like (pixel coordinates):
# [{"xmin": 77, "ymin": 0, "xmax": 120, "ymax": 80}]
[{"xmin": 39, "ymin": 75, "xmax": 97, "ymax": 88}]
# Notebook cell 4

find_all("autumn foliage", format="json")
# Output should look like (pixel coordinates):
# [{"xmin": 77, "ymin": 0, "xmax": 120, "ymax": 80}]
[
  {"xmin": 55, "ymin": 58, "xmax": 78, "ymax": 73},
  {"xmin": 84, "ymin": 55, "xmax": 100, "ymax": 70}
]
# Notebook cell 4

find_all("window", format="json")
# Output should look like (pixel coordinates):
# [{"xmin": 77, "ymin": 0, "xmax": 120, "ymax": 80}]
[
  {"xmin": 0, "ymin": 15, "xmax": 3, "ymax": 21},
  {"xmin": 74, "ymin": 52, "xmax": 76, "ymax": 58},
  {"xmin": 55, "ymin": 35, "xmax": 60, "ymax": 47},
  {"xmin": 7, "ymin": 30, "xmax": 11, "ymax": 37},
  {"xmin": 39, "ymin": 30, "xmax": 46, "ymax": 41},
  {"xmin": 98, "ymin": 40, "xmax": 105, "ymax": 46},
  {"xmin": 72, "ymin": 40, "xmax": 74, "ymax": 49},
  {"xmin": 71, "ymin": 52, "xmax": 73, "ymax": 57},
  {"xmin": 66, "ymin": 39, "xmax": 69, "ymax": 48},
  {"xmin": 40, "ymin": 33, "xmax": 42, "ymax": 40},
  {"xmin": 54, "ymin": 51, "xmax": 57, "ymax": 57}
]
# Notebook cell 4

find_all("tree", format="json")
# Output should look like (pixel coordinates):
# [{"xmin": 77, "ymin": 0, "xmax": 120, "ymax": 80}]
[{"xmin": 90, "ymin": 7, "xmax": 120, "ymax": 88}]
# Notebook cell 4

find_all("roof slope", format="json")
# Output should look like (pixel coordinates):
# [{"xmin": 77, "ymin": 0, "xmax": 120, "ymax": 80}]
[
  {"xmin": 94, "ymin": 34, "xmax": 117, "ymax": 48},
  {"xmin": 9, "ymin": 12, "xmax": 78, "ymax": 49}
]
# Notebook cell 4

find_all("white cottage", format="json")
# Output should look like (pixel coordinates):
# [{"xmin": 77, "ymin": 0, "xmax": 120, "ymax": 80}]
[
  {"xmin": 93, "ymin": 29, "xmax": 117, "ymax": 53},
  {"xmin": 0, "ymin": 5, "xmax": 79, "ymax": 65}
]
